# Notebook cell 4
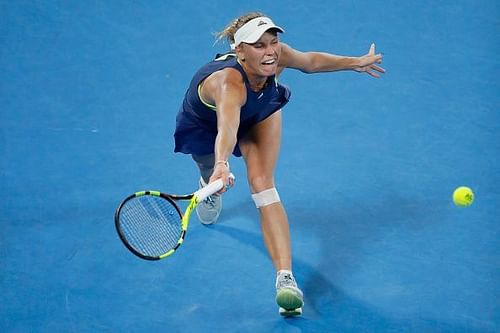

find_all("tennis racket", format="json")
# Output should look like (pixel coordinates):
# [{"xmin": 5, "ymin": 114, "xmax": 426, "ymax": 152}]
[{"xmin": 114, "ymin": 177, "xmax": 230, "ymax": 260}]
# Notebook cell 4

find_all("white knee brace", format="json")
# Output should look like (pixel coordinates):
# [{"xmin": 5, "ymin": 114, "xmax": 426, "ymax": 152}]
[{"xmin": 251, "ymin": 188, "xmax": 281, "ymax": 208}]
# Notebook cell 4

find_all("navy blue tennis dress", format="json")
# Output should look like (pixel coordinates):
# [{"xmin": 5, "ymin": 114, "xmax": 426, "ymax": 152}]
[{"xmin": 174, "ymin": 54, "xmax": 291, "ymax": 157}]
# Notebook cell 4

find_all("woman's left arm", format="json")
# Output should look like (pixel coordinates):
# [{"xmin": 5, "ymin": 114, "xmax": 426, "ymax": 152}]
[{"xmin": 279, "ymin": 42, "xmax": 385, "ymax": 78}]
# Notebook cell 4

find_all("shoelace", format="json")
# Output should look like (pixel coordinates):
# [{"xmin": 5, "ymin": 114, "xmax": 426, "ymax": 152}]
[
  {"xmin": 202, "ymin": 195, "xmax": 217, "ymax": 208},
  {"xmin": 277, "ymin": 274, "xmax": 296, "ymax": 289}
]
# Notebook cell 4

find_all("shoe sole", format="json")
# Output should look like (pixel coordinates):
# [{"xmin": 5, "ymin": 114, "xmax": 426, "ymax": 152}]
[
  {"xmin": 276, "ymin": 288, "xmax": 304, "ymax": 311},
  {"xmin": 279, "ymin": 306, "xmax": 302, "ymax": 317}
]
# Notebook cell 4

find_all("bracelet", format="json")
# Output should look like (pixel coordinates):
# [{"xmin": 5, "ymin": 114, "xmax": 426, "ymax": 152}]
[{"xmin": 214, "ymin": 160, "xmax": 229, "ymax": 168}]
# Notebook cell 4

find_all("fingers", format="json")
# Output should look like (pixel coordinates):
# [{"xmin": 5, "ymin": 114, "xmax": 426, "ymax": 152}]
[
  {"xmin": 372, "ymin": 64, "xmax": 385, "ymax": 73},
  {"xmin": 360, "ymin": 53, "xmax": 382, "ymax": 68},
  {"xmin": 361, "ymin": 63, "xmax": 385, "ymax": 78},
  {"xmin": 367, "ymin": 70, "xmax": 380, "ymax": 78},
  {"xmin": 357, "ymin": 62, "xmax": 385, "ymax": 77},
  {"xmin": 213, "ymin": 173, "xmax": 235, "ymax": 194},
  {"xmin": 226, "ymin": 174, "xmax": 235, "ymax": 189},
  {"xmin": 367, "ymin": 64, "xmax": 385, "ymax": 78},
  {"xmin": 360, "ymin": 44, "xmax": 384, "ymax": 78},
  {"xmin": 369, "ymin": 43, "xmax": 375, "ymax": 55}
]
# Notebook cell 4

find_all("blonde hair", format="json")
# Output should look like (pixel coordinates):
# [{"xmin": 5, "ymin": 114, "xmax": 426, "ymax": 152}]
[{"xmin": 215, "ymin": 11, "xmax": 265, "ymax": 45}]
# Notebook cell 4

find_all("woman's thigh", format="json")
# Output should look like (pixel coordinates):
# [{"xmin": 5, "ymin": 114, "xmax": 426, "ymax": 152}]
[{"xmin": 239, "ymin": 111, "xmax": 282, "ymax": 192}]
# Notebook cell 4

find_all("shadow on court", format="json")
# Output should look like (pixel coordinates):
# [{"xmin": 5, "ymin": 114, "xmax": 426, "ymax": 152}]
[{"xmin": 210, "ymin": 196, "xmax": 483, "ymax": 332}]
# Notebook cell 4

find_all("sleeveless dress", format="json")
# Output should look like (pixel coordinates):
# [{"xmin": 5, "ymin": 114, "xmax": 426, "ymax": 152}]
[{"xmin": 173, "ymin": 54, "xmax": 291, "ymax": 157}]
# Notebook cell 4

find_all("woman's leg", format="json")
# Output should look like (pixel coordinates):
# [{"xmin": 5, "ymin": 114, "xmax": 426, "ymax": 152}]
[
  {"xmin": 191, "ymin": 154, "xmax": 222, "ymax": 224},
  {"xmin": 239, "ymin": 111, "xmax": 303, "ymax": 314},
  {"xmin": 192, "ymin": 153, "xmax": 215, "ymax": 184},
  {"xmin": 239, "ymin": 111, "xmax": 291, "ymax": 271}
]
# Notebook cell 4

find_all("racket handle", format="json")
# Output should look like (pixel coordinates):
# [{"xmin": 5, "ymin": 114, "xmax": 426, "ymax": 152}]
[{"xmin": 194, "ymin": 173, "xmax": 235, "ymax": 202}]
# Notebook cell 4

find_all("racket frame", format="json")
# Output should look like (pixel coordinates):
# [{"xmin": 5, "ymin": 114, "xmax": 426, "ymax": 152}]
[
  {"xmin": 114, "ymin": 178, "xmax": 227, "ymax": 260},
  {"xmin": 114, "ymin": 191, "xmax": 191, "ymax": 260}
]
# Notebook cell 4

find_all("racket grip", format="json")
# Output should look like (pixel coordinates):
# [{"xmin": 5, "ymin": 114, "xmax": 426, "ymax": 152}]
[{"xmin": 194, "ymin": 173, "xmax": 235, "ymax": 202}]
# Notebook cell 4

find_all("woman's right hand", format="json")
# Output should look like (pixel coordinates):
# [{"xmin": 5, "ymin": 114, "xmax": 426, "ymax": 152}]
[{"xmin": 209, "ymin": 161, "xmax": 235, "ymax": 193}]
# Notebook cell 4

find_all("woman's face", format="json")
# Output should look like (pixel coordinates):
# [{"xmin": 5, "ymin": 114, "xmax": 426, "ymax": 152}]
[{"xmin": 237, "ymin": 31, "xmax": 281, "ymax": 78}]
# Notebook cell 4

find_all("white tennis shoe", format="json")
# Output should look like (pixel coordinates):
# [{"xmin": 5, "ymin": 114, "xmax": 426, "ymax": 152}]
[
  {"xmin": 196, "ymin": 177, "xmax": 222, "ymax": 224},
  {"xmin": 275, "ymin": 272, "xmax": 304, "ymax": 316}
]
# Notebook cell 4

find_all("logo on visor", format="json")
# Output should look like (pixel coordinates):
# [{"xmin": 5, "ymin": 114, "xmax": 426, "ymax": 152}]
[{"xmin": 257, "ymin": 20, "xmax": 267, "ymax": 26}]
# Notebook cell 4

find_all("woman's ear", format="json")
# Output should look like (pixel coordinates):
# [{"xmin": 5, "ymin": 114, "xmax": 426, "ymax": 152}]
[{"xmin": 235, "ymin": 45, "xmax": 245, "ymax": 62}]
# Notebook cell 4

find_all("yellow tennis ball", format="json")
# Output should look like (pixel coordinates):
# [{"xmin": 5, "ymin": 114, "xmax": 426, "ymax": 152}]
[{"xmin": 453, "ymin": 186, "xmax": 474, "ymax": 207}]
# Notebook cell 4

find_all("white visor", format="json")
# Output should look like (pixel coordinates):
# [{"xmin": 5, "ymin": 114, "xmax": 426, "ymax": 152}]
[{"xmin": 232, "ymin": 17, "xmax": 284, "ymax": 49}]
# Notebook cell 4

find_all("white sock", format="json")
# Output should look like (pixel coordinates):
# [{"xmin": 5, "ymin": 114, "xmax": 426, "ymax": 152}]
[{"xmin": 277, "ymin": 269, "xmax": 293, "ymax": 277}]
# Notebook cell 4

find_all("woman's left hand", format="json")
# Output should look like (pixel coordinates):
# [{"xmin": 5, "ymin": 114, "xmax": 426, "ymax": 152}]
[{"xmin": 354, "ymin": 43, "xmax": 385, "ymax": 78}]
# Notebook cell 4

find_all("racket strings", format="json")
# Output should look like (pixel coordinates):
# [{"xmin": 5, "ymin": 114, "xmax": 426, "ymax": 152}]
[{"xmin": 119, "ymin": 196, "xmax": 182, "ymax": 257}]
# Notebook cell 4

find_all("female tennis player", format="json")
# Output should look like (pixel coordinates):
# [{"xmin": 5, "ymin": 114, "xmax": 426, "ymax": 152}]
[{"xmin": 173, "ymin": 12, "xmax": 384, "ymax": 316}]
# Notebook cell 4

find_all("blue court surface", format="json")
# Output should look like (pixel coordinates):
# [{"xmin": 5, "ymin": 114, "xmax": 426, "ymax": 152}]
[{"xmin": 1, "ymin": 1, "xmax": 499, "ymax": 332}]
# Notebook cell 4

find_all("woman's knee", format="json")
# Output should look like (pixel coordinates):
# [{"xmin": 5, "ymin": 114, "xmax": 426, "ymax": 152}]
[
  {"xmin": 192, "ymin": 154, "xmax": 214, "ymax": 167},
  {"xmin": 248, "ymin": 174, "xmax": 275, "ymax": 193}
]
